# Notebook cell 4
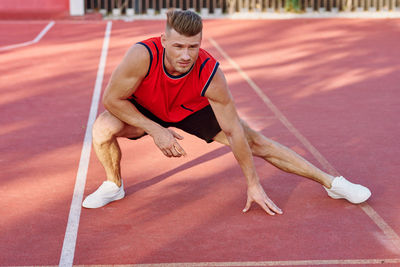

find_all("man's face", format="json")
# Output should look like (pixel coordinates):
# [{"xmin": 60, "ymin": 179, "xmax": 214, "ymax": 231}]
[{"xmin": 161, "ymin": 29, "xmax": 202, "ymax": 75}]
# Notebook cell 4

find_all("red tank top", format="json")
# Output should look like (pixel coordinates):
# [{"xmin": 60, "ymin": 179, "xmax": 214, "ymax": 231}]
[{"xmin": 130, "ymin": 37, "xmax": 219, "ymax": 122}]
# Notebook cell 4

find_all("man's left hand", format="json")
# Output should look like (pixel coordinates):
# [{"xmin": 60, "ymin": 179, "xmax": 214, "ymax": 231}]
[{"xmin": 243, "ymin": 183, "xmax": 283, "ymax": 215}]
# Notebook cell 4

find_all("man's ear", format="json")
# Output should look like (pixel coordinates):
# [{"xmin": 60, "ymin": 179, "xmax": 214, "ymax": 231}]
[{"xmin": 161, "ymin": 33, "xmax": 166, "ymax": 48}]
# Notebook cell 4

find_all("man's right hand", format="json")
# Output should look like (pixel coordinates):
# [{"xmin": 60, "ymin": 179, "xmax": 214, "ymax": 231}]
[{"xmin": 151, "ymin": 127, "xmax": 187, "ymax": 157}]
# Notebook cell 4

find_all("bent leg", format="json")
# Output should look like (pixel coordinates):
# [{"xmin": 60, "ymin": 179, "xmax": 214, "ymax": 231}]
[
  {"xmin": 213, "ymin": 120, "xmax": 334, "ymax": 188},
  {"xmin": 92, "ymin": 110, "xmax": 145, "ymax": 187}
]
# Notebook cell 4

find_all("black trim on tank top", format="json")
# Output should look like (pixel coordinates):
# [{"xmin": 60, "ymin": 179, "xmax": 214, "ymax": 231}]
[
  {"xmin": 180, "ymin": 104, "xmax": 194, "ymax": 112},
  {"xmin": 162, "ymin": 49, "xmax": 194, "ymax": 79},
  {"xmin": 199, "ymin": 58, "xmax": 210, "ymax": 78},
  {"xmin": 137, "ymin": 42, "xmax": 153, "ymax": 78},
  {"xmin": 152, "ymin": 41, "xmax": 159, "ymax": 67},
  {"xmin": 201, "ymin": 62, "xmax": 219, "ymax": 97}
]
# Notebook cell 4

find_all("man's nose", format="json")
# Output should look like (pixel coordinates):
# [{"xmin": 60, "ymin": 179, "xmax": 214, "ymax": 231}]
[{"xmin": 181, "ymin": 49, "xmax": 190, "ymax": 60}]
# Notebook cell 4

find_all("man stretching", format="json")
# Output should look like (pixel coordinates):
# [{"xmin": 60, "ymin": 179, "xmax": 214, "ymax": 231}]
[{"xmin": 82, "ymin": 10, "xmax": 371, "ymax": 215}]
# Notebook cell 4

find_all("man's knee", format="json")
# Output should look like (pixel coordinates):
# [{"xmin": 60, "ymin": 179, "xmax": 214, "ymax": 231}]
[
  {"xmin": 249, "ymin": 135, "xmax": 276, "ymax": 158},
  {"xmin": 92, "ymin": 111, "xmax": 124, "ymax": 144},
  {"xmin": 240, "ymin": 120, "xmax": 275, "ymax": 157},
  {"xmin": 240, "ymin": 119, "xmax": 260, "ymax": 145}
]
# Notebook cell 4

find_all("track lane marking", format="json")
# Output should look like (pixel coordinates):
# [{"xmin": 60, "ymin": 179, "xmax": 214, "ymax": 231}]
[
  {"xmin": 87, "ymin": 258, "xmax": 400, "ymax": 265},
  {"xmin": 58, "ymin": 21, "xmax": 112, "ymax": 266},
  {"xmin": 14, "ymin": 258, "xmax": 400, "ymax": 266},
  {"xmin": 0, "ymin": 21, "xmax": 55, "ymax": 52},
  {"xmin": 208, "ymin": 37, "xmax": 400, "ymax": 255}
]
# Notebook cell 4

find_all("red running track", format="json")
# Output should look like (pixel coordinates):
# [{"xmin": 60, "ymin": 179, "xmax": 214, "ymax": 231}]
[{"xmin": 0, "ymin": 19, "xmax": 400, "ymax": 266}]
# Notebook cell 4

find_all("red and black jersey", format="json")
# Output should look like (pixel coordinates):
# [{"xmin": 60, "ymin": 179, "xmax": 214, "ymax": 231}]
[{"xmin": 130, "ymin": 37, "xmax": 219, "ymax": 122}]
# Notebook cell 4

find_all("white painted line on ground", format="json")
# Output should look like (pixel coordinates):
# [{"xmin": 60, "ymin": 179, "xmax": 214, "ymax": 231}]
[
  {"xmin": 20, "ymin": 258, "xmax": 400, "ymax": 266},
  {"xmin": 0, "ymin": 20, "xmax": 107, "ymax": 24},
  {"xmin": 360, "ymin": 203, "xmax": 400, "ymax": 253},
  {"xmin": 98, "ymin": 258, "xmax": 400, "ymax": 266},
  {"xmin": 58, "ymin": 21, "xmax": 112, "ymax": 267},
  {"xmin": 0, "ymin": 21, "xmax": 55, "ymax": 52},
  {"xmin": 208, "ymin": 37, "xmax": 339, "ymax": 175},
  {"xmin": 209, "ymin": 37, "xmax": 400, "ymax": 255}
]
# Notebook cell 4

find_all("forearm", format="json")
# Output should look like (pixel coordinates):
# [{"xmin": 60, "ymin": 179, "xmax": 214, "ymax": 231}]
[
  {"xmin": 225, "ymin": 124, "xmax": 260, "ymax": 187},
  {"xmin": 104, "ymin": 98, "xmax": 162, "ymax": 136}
]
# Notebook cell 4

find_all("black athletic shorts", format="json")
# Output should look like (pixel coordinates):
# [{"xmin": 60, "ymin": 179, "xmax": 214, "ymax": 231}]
[{"xmin": 128, "ymin": 99, "xmax": 222, "ymax": 143}]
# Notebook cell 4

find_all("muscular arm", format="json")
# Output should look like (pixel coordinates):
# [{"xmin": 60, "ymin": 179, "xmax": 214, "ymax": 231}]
[
  {"xmin": 102, "ymin": 44, "xmax": 162, "ymax": 135},
  {"xmin": 205, "ymin": 68, "xmax": 282, "ymax": 215},
  {"xmin": 205, "ymin": 69, "xmax": 259, "ymax": 187},
  {"xmin": 102, "ymin": 44, "xmax": 186, "ymax": 157}
]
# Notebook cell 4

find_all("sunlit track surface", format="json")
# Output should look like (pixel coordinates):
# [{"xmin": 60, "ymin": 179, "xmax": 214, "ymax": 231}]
[
  {"xmin": 0, "ymin": 21, "xmax": 54, "ymax": 51},
  {"xmin": 1, "ymin": 19, "xmax": 399, "ymax": 266},
  {"xmin": 209, "ymin": 36, "xmax": 400, "ymax": 255}
]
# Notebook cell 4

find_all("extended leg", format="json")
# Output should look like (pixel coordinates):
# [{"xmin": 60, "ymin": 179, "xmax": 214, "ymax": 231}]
[
  {"xmin": 213, "ymin": 120, "xmax": 371, "ymax": 204},
  {"xmin": 213, "ymin": 120, "xmax": 334, "ymax": 188}
]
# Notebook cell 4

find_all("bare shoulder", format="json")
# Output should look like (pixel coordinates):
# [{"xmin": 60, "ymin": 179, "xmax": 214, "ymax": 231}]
[
  {"xmin": 104, "ymin": 44, "xmax": 151, "ymax": 100},
  {"xmin": 204, "ymin": 67, "xmax": 232, "ymax": 104},
  {"xmin": 113, "ymin": 43, "xmax": 150, "ymax": 80}
]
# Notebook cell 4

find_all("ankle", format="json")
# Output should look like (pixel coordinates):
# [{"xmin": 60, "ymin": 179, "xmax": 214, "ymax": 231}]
[
  {"xmin": 323, "ymin": 175, "xmax": 335, "ymax": 189},
  {"xmin": 107, "ymin": 178, "xmax": 122, "ymax": 187}
]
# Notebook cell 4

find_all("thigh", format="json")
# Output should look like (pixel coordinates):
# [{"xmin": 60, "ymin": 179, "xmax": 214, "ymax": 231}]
[
  {"xmin": 117, "ymin": 123, "xmax": 146, "ymax": 139},
  {"xmin": 125, "ymin": 99, "xmax": 173, "ymax": 140},
  {"xmin": 95, "ymin": 110, "xmax": 146, "ymax": 139},
  {"xmin": 212, "ymin": 130, "xmax": 229, "ymax": 145},
  {"xmin": 212, "ymin": 118, "xmax": 256, "ymax": 146}
]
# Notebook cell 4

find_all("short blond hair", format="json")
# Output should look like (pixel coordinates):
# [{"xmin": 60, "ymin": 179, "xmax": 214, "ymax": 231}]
[{"xmin": 166, "ymin": 9, "xmax": 202, "ymax": 37}]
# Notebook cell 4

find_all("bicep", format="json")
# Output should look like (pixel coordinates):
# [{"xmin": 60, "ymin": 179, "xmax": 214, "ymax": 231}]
[
  {"xmin": 104, "ymin": 44, "xmax": 149, "ymax": 102},
  {"xmin": 205, "ymin": 68, "xmax": 240, "ymax": 134}
]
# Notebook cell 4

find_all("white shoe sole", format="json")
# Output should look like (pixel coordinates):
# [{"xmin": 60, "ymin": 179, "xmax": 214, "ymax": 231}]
[{"xmin": 82, "ymin": 191, "xmax": 125, "ymax": 209}]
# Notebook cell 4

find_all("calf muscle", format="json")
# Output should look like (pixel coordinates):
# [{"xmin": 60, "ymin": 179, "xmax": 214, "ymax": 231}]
[{"xmin": 92, "ymin": 111, "xmax": 146, "ymax": 187}]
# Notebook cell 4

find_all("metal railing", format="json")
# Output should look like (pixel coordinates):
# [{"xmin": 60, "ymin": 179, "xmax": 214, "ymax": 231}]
[{"xmin": 85, "ymin": 0, "xmax": 400, "ymax": 16}]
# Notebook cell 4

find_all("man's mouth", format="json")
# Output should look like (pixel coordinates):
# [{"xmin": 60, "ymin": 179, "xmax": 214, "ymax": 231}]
[{"xmin": 178, "ymin": 61, "xmax": 190, "ymax": 67}]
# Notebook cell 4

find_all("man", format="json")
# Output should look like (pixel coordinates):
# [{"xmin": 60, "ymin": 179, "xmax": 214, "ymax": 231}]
[{"xmin": 82, "ymin": 10, "xmax": 371, "ymax": 215}]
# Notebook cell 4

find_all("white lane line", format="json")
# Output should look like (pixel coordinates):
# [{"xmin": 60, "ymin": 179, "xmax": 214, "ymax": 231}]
[
  {"xmin": 74, "ymin": 258, "xmax": 400, "ymax": 266},
  {"xmin": 360, "ymin": 203, "xmax": 400, "ymax": 253},
  {"xmin": 0, "ymin": 21, "xmax": 55, "ymax": 52},
  {"xmin": 208, "ymin": 37, "xmax": 400, "ymax": 255},
  {"xmin": 11, "ymin": 258, "xmax": 400, "ymax": 266},
  {"xmin": 208, "ymin": 38, "xmax": 339, "ymax": 175},
  {"xmin": 0, "ymin": 20, "xmax": 106, "ymax": 25},
  {"xmin": 59, "ymin": 21, "xmax": 112, "ymax": 267},
  {"xmin": 116, "ymin": 258, "xmax": 400, "ymax": 266}
]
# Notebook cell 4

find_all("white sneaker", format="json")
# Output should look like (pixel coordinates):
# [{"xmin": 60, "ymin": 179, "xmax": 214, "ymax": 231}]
[
  {"xmin": 324, "ymin": 176, "xmax": 371, "ymax": 204},
  {"xmin": 82, "ymin": 181, "xmax": 125, "ymax": 208}
]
